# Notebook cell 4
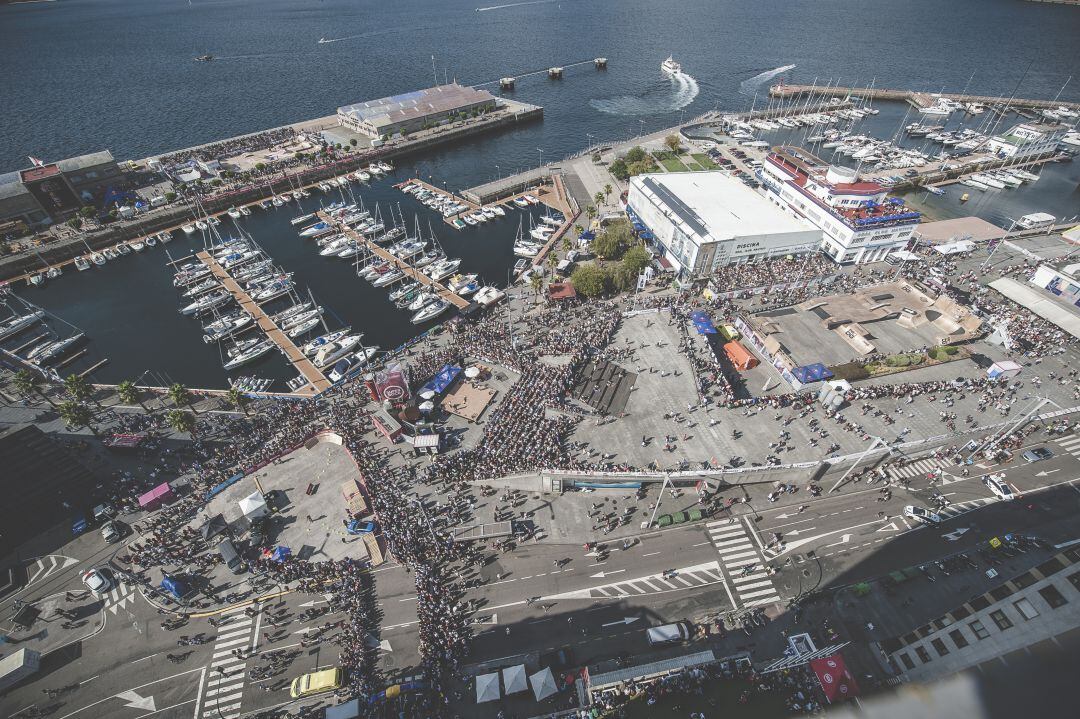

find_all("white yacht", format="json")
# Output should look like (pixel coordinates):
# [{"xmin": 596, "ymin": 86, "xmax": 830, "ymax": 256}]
[{"xmin": 661, "ymin": 56, "xmax": 681, "ymax": 75}]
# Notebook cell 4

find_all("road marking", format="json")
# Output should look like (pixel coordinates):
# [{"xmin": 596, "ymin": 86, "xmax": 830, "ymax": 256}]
[
  {"xmin": 641, "ymin": 552, "xmax": 660, "ymax": 557},
  {"xmin": 52, "ymin": 668, "xmax": 203, "ymax": 719}
]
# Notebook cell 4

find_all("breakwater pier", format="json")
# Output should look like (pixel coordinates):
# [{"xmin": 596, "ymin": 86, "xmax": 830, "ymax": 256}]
[{"xmin": 768, "ymin": 83, "xmax": 1080, "ymax": 113}]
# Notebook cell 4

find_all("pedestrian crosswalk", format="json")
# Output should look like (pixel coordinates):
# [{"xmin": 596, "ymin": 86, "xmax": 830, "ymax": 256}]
[
  {"xmin": 706, "ymin": 519, "xmax": 781, "ymax": 608},
  {"xmin": 935, "ymin": 496, "xmax": 996, "ymax": 521},
  {"xmin": 103, "ymin": 583, "xmax": 136, "ymax": 615},
  {"xmin": 1056, "ymin": 434, "xmax": 1080, "ymax": 458},
  {"xmin": 545, "ymin": 561, "xmax": 726, "ymax": 600},
  {"xmin": 887, "ymin": 458, "xmax": 943, "ymax": 480},
  {"xmin": 198, "ymin": 605, "xmax": 259, "ymax": 719}
]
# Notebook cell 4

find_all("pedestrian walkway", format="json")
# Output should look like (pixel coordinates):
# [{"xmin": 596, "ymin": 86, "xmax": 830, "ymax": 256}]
[
  {"xmin": 706, "ymin": 519, "xmax": 781, "ymax": 608},
  {"xmin": 887, "ymin": 457, "xmax": 942, "ymax": 481},
  {"xmin": 542, "ymin": 561, "xmax": 725, "ymax": 601},
  {"xmin": 103, "ymin": 583, "xmax": 136, "ymax": 615},
  {"xmin": 199, "ymin": 605, "xmax": 260, "ymax": 719},
  {"xmin": 936, "ymin": 496, "xmax": 996, "ymax": 520},
  {"xmin": 1055, "ymin": 433, "xmax": 1080, "ymax": 459}
]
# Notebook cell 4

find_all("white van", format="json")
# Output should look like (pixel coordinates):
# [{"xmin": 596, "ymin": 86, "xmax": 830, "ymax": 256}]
[{"xmin": 646, "ymin": 621, "xmax": 692, "ymax": 645}]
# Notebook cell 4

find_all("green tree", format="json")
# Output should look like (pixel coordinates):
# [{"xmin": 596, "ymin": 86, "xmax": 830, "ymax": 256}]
[
  {"xmin": 562, "ymin": 236, "xmax": 572, "ymax": 254},
  {"xmin": 586, "ymin": 204, "xmax": 597, "ymax": 220},
  {"xmin": 592, "ymin": 153, "xmax": 602, "ymax": 163},
  {"xmin": 611, "ymin": 262, "xmax": 639, "ymax": 292},
  {"xmin": 350, "ymin": 138, "xmax": 358, "ymax": 147},
  {"xmin": 165, "ymin": 409, "xmax": 197, "ymax": 437},
  {"xmin": 592, "ymin": 220, "xmax": 632, "ymax": 260},
  {"xmin": 226, "ymin": 387, "xmax": 250, "ymax": 416},
  {"xmin": 625, "ymin": 146, "xmax": 647, "ymax": 164},
  {"xmin": 621, "ymin": 245, "xmax": 652, "ymax": 276},
  {"xmin": 168, "ymin": 383, "xmax": 197, "ymax": 414},
  {"xmin": 79, "ymin": 206, "xmax": 95, "ymax": 219},
  {"xmin": 547, "ymin": 252, "xmax": 558, "ymax": 278},
  {"xmin": 570, "ymin": 264, "xmax": 611, "ymax": 298},
  {"xmin": 164, "ymin": 191, "xmax": 177, "ymax": 202},
  {"xmin": 116, "ymin": 379, "xmax": 146, "ymax": 410},
  {"xmin": 67, "ymin": 217, "xmax": 82, "ymax": 230},
  {"xmin": 627, "ymin": 159, "xmax": 656, "ymax": 177},
  {"xmin": 529, "ymin": 273, "xmax": 543, "ymax": 303},
  {"xmin": 64, "ymin": 373, "xmax": 93, "ymax": 404},
  {"xmin": 609, "ymin": 158, "xmax": 629, "ymax": 181},
  {"xmin": 594, "ymin": 191, "xmax": 605, "ymax": 207},
  {"xmin": 664, "ymin": 134, "xmax": 682, "ymax": 154},
  {"xmin": 13, "ymin": 369, "xmax": 55, "ymax": 408},
  {"xmin": 58, "ymin": 400, "xmax": 97, "ymax": 435},
  {"xmin": 255, "ymin": 162, "xmax": 266, "ymax": 172},
  {"xmin": 603, "ymin": 183, "xmax": 613, "ymax": 197}
]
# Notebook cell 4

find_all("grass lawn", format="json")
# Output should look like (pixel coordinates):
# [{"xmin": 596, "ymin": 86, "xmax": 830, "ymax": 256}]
[
  {"xmin": 619, "ymin": 681, "xmax": 789, "ymax": 719},
  {"xmin": 658, "ymin": 155, "xmax": 689, "ymax": 172},
  {"xmin": 691, "ymin": 153, "xmax": 718, "ymax": 169},
  {"xmin": 685, "ymin": 162, "xmax": 702, "ymax": 171}
]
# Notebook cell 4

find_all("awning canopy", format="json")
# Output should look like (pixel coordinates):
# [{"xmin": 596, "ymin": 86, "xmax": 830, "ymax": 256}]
[
  {"xmin": 239, "ymin": 492, "xmax": 269, "ymax": 520},
  {"xmin": 530, "ymin": 667, "xmax": 558, "ymax": 701},
  {"xmin": 502, "ymin": 664, "xmax": 528, "ymax": 694},
  {"xmin": 989, "ymin": 277, "xmax": 1080, "ymax": 340},
  {"xmin": 933, "ymin": 239, "xmax": 975, "ymax": 255},
  {"xmin": 201, "ymin": 513, "xmax": 228, "ymax": 540},
  {"xmin": 888, "ymin": 250, "xmax": 921, "ymax": 261},
  {"xmin": 476, "ymin": 672, "xmax": 500, "ymax": 703},
  {"xmin": 792, "ymin": 363, "xmax": 834, "ymax": 384},
  {"xmin": 419, "ymin": 364, "xmax": 462, "ymax": 397}
]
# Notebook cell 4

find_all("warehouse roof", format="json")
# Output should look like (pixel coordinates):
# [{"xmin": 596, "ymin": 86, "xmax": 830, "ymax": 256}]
[
  {"xmin": 989, "ymin": 277, "xmax": 1080, "ymax": 340},
  {"xmin": 633, "ymin": 171, "xmax": 815, "ymax": 241},
  {"xmin": 338, "ymin": 84, "xmax": 495, "ymax": 130},
  {"xmin": 56, "ymin": 150, "xmax": 115, "ymax": 173}
]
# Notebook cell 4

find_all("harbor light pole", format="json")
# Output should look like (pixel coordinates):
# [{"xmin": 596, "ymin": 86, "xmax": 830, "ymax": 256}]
[
  {"xmin": 829, "ymin": 436, "xmax": 891, "ymax": 493},
  {"xmin": 982, "ymin": 217, "xmax": 1017, "ymax": 270},
  {"xmin": 537, "ymin": 147, "xmax": 544, "ymax": 171}
]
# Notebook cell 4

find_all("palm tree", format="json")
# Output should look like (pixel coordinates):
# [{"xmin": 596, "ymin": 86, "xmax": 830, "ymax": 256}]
[
  {"xmin": 58, "ymin": 400, "xmax": 97, "ymax": 436},
  {"xmin": 168, "ymin": 383, "xmax": 198, "ymax": 415},
  {"xmin": 165, "ymin": 409, "xmax": 197, "ymax": 437},
  {"xmin": 547, "ymin": 252, "xmax": 558, "ymax": 280},
  {"xmin": 529, "ymin": 273, "xmax": 543, "ymax": 303},
  {"xmin": 562, "ymin": 237, "xmax": 572, "ymax": 254},
  {"xmin": 116, "ymin": 380, "xmax": 146, "ymax": 410},
  {"xmin": 226, "ymin": 387, "xmax": 250, "ymax": 416},
  {"xmin": 594, "ymin": 191, "xmax": 605, "ymax": 208},
  {"xmin": 586, "ymin": 205, "xmax": 597, "ymax": 220},
  {"xmin": 13, "ymin": 369, "xmax": 56, "ymax": 408},
  {"xmin": 64, "ymin": 373, "xmax": 93, "ymax": 404},
  {"xmin": 603, "ymin": 183, "xmax": 613, "ymax": 197}
]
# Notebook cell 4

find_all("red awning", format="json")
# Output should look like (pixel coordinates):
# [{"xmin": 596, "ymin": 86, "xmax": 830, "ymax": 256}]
[
  {"xmin": 657, "ymin": 256, "xmax": 673, "ymax": 270},
  {"xmin": 810, "ymin": 654, "xmax": 859, "ymax": 703}
]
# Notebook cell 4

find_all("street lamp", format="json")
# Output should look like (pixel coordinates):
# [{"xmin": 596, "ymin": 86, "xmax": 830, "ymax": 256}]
[
  {"xmin": 982, "ymin": 217, "xmax": 1017, "ymax": 269},
  {"xmin": 829, "ymin": 436, "xmax": 892, "ymax": 493},
  {"xmin": 537, "ymin": 147, "xmax": 544, "ymax": 170}
]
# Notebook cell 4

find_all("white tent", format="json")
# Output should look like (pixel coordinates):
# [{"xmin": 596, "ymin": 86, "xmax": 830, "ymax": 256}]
[
  {"xmin": 475, "ymin": 672, "xmax": 500, "ymax": 704},
  {"xmin": 502, "ymin": 664, "xmax": 528, "ymax": 695},
  {"xmin": 530, "ymin": 667, "xmax": 559, "ymax": 701},
  {"xmin": 239, "ymin": 492, "xmax": 269, "ymax": 520},
  {"xmin": 933, "ymin": 239, "xmax": 975, "ymax": 255},
  {"xmin": 465, "ymin": 366, "xmax": 481, "ymax": 379}
]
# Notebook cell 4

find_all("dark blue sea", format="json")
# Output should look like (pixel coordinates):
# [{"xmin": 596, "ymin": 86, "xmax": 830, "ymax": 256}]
[{"xmin": 2, "ymin": 0, "xmax": 1079, "ymax": 389}]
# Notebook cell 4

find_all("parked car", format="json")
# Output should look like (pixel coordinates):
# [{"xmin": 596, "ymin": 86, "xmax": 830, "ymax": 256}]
[
  {"xmin": 1022, "ymin": 447, "xmax": 1053, "ymax": 463},
  {"xmin": 81, "ymin": 568, "xmax": 112, "ymax": 595},
  {"xmin": 983, "ymin": 474, "xmax": 1015, "ymax": 501},
  {"xmin": 904, "ymin": 505, "xmax": 942, "ymax": 525},
  {"xmin": 101, "ymin": 521, "xmax": 122, "ymax": 544}
]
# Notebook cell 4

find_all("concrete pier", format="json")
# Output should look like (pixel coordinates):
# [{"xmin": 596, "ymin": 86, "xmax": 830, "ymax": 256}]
[
  {"xmin": 196, "ymin": 251, "xmax": 331, "ymax": 395},
  {"xmin": 768, "ymin": 83, "xmax": 1080, "ymax": 112}
]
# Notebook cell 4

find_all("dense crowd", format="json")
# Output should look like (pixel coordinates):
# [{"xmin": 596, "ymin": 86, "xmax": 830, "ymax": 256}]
[{"xmin": 160, "ymin": 127, "xmax": 300, "ymax": 167}]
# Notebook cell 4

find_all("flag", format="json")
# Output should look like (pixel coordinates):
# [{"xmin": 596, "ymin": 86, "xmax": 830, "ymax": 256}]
[{"xmin": 28, "ymin": 156, "xmax": 45, "ymax": 167}]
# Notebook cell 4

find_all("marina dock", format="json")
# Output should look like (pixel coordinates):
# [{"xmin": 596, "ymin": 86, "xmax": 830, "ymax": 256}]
[
  {"xmin": 195, "ymin": 250, "xmax": 331, "ymax": 395},
  {"xmin": 394, "ymin": 178, "xmax": 481, "ymax": 227},
  {"xmin": 768, "ymin": 83, "xmax": 1080, "ymax": 112},
  {"xmin": 316, "ymin": 212, "xmax": 471, "ymax": 310}
]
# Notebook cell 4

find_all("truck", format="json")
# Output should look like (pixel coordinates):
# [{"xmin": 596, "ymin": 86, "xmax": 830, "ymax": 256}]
[
  {"xmin": 645, "ymin": 621, "xmax": 692, "ymax": 645},
  {"xmin": 0, "ymin": 648, "xmax": 41, "ymax": 693}
]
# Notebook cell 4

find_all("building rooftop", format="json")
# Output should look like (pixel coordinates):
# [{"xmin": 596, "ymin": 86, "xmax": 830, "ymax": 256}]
[
  {"xmin": 989, "ymin": 276, "xmax": 1080, "ymax": 340},
  {"xmin": 20, "ymin": 164, "xmax": 61, "ymax": 183},
  {"xmin": 56, "ymin": 150, "xmax": 115, "ymax": 173},
  {"xmin": 915, "ymin": 216, "xmax": 1007, "ymax": 245},
  {"xmin": 338, "ymin": 84, "xmax": 495, "ymax": 131},
  {"xmin": 634, "ymin": 171, "xmax": 813, "ymax": 240},
  {"xmin": 0, "ymin": 171, "xmax": 29, "ymax": 201}
]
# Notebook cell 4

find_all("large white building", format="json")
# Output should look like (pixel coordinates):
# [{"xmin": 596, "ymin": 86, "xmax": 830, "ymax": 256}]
[
  {"xmin": 759, "ymin": 146, "xmax": 921, "ymax": 264},
  {"xmin": 337, "ymin": 84, "xmax": 496, "ymax": 139},
  {"xmin": 984, "ymin": 122, "xmax": 1067, "ymax": 159},
  {"xmin": 626, "ymin": 171, "xmax": 822, "ymax": 276}
]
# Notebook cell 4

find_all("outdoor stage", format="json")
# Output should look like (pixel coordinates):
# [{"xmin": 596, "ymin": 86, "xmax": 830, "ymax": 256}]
[{"xmin": 442, "ymin": 375, "xmax": 497, "ymax": 423}]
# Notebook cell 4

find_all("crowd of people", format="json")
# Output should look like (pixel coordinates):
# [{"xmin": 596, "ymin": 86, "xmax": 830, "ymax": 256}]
[{"xmin": 159, "ymin": 127, "xmax": 300, "ymax": 167}]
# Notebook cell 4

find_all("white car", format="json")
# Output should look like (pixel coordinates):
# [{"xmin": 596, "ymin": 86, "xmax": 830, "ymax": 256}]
[
  {"xmin": 81, "ymin": 568, "xmax": 112, "ymax": 595},
  {"xmin": 983, "ymin": 475, "xmax": 1015, "ymax": 501},
  {"xmin": 904, "ymin": 505, "xmax": 942, "ymax": 525}
]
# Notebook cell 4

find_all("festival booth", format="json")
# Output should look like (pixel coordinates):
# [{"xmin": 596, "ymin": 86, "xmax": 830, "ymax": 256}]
[
  {"xmin": 691, "ymin": 311, "xmax": 718, "ymax": 335},
  {"xmin": 933, "ymin": 240, "xmax": 976, "ymax": 256},
  {"xmin": 475, "ymin": 672, "xmax": 500, "ymax": 703},
  {"xmin": 160, "ymin": 574, "xmax": 189, "ymax": 600},
  {"xmin": 103, "ymin": 432, "xmax": 148, "ymax": 451},
  {"xmin": 548, "ymin": 282, "xmax": 577, "ymax": 301},
  {"xmin": 809, "ymin": 654, "xmax": 860, "ymax": 704},
  {"xmin": 529, "ymin": 667, "xmax": 559, "ymax": 701},
  {"xmin": 502, "ymin": 664, "xmax": 528, "ymax": 695},
  {"xmin": 723, "ymin": 341, "xmax": 759, "ymax": 371},
  {"xmin": 239, "ymin": 492, "xmax": 269, "ymax": 520},
  {"xmin": 200, "ymin": 514, "xmax": 228, "ymax": 541},
  {"xmin": 419, "ymin": 364, "xmax": 462, "ymax": 398},
  {"xmin": 791, "ymin": 363, "xmax": 834, "ymax": 385},
  {"xmin": 987, "ymin": 360, "xmax": 1022, "ymax": 381},
  {"xmin": 372, "ymin": 407, "xmax": 403, "ymax": 443},
  {"xmin": 269, "ymin": 546, "xmax": 291, "ymax": 563},
  {"xmin": 138, "ymin": 482, "xmax": 175, "ymax": 511}
]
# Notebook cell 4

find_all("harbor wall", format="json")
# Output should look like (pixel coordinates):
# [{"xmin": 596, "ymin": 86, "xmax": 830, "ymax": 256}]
[
  {"xmin": 0, "ymin": 105, "xmax": 542, "ymax": 283},
  {"xmin": 769, "ymin": 84, "xmax": 1080, "ymax": 111}
]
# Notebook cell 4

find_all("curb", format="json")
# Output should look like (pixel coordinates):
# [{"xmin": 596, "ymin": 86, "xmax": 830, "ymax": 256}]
[{"xmin": 186, "ymin": 589, "xmax": 293, "ymax": 619}]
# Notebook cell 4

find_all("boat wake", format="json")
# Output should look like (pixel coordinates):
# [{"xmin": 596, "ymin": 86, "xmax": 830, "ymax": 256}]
[
  {"xmin": 476, "ymin": 0, "xmax": 560, "ymax": 11},
  {"xmin": 590, "ymin": 72, "xmax": 699, "ymax": 116},
  {"xmin": 739, "ymin": 63, "xmax": 796, "ymax": 95}
]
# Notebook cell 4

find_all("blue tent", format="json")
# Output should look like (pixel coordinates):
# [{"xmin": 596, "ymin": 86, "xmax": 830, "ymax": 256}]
[
  {"xmin": 161, "ymin": 575, "xmax": 188, "ymax": 599},
  {"xmin": 791, "ymin": 363, "xmax": 834, "ymax": 384},
  {"xmin": 579, "ymin": 230, "xmax": 596, "ymax": 241},
  {"xmin": 204, "ymin": 473, "xmax": 244, "ymax": 501},
  {"xmin": 419, "ymin": 364, "xmax": 462, "ymax": 396},
  {"xmin": 270, "ymin": 546, "xmax": 291, "ymax": 562}
]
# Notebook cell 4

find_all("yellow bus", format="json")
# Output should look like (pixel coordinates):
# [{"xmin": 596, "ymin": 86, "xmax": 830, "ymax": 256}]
[{"xmin": 290, "ymin": 667, "xmax": 343, "ymax": 698}]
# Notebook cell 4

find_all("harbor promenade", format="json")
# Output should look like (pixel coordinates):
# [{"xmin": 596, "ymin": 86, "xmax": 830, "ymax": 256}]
[
  {"xmin": 196, "ymin": 250, "xmax": 331, "ymax": 395},
  {"xmin": 316, "ymin": 211, "xmax": 471, "ymax": 310}
]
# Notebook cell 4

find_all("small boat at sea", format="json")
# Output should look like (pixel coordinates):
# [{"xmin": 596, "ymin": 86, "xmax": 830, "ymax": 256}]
[
  {"xmin": 661, "ymin": 55, "xmax": 682, "ymax": 75},
  {"xmin": 75, "ymin": 257, "xmax": 91, "ymax": 271},
  {"xmin": 181, "ymin": 224, "xmax": 196, "ymax": 235},
  {"xmin": 411, "ymin": 298, "xmax": 450, "ymax": 324},
  {"xmin": 27, "ymin": 333, "xmax": 85, "ymax": 364},
  {"xmin": 130, "ymin": 241, "xmax": 145, "ymax": 253},
  {"xmin": 302, "ymin": 328, "xmax": 352, "ymax": 356},
  {"xmin": 223, "ymin": 340, "xmax": 275, "ymax": 371},
  {"xmin": 0, "ymin": 310, "xmax": 45, "ymax": 341}
]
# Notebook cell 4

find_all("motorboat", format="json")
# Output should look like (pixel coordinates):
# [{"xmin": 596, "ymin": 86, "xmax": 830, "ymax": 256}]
[
  {"xmin": 661, "ymin": 55, "xmax": 682, "ymax": 75},
  {"xmin": 223, "ymin": 340, "xmax": 275, "ymax": 371},
  {"xmin": 367, "ymin": 164, "xmax": 383, "ymax": 175},
  {"xmin": 427, "ymin": 258, "xmax": 462, "ymax": 282},
  {"xmin": 390, "ymin": 282, "xmax": 420, "ymax": 302},
  {"xmin": 491, "ymin": 205, "xmax": 506, "ymax": 217},
  {"xmin": 328, "ymin": 357, "xmax": 354, "ymax": 383},
  {"xmin": 512, "ymin": 197, "xmax": 530, "ymax": 208},
  {"xmin": 181, "ymin": 290, "xmax": 231, "ymax": 316},
  {"xmin": 226, "ymin": 336, "xmax": 266, "ymax": 358},
  {"xmin": 227, "ymin": 207, "xmax": 242, "ymax": 219},
  {"xmin": 448, "ymin": 273, "xmax": 479, "ymax": 294},
  {"xmin": 961, "ymin": 178, "xmax": 988, "ymax": 190},
  {"xmin": 373, "ymin": 269, "xmax": 404, "ymax": 287},
  {"xmin": 523, "ymin": 194, "xmax": 540, "ymax": 205},
  {"xmin": 252, "ymin": 279, "xmax": 294, "ymax": 303},
  {"xmin": 181, "ymin": 224, "xmax": 196, "ymax": 234},
  {"xmin": 46, "ymin": 266, "xmax": 62, "ymax": 279},
  {"xmin": 313, "ymin": 335, "xmax": 364, "ymax": 369},
  {"xmin": 540, "ymin": 215, "xmax": 562, "ymax": 227},
  {"xmin": 195, "ymin": 220, "xmax": 208, "ymax": 231},
  {"xmin": 337, "ymin": 242, "xmax": 363, "ymax": 259},
  {"xmin": 27, "ymin": 333, "xmax": 85, "ymax": 364},
  {"xmin": 202, "ymin": 312, "xmax": 253, "ymax": 343},
  {"xmin": 514, "ymin": 241, "xmax": 541, "ymax": 258},
  {"xmin": 130, "ymin": 241, "xmax": 145, "ymax": 253},
  {"xmin": 319, "ymin": 237, "xmax": 351, "ymax": 256},
  {"xmin": 452, "ymin": 218, "xmax": 467, "ymax": 230},
  {"xmin": 260, "ymin": 200, "xmax": 274, "ymax": 210},
  {"xmin": 117, "ymin": 243, "xmax": 131, "ymax": 256},
  {"xmin": 377, "ymin": 161, "xmax": 392, "ymax": 173},
  {"xmin": 272, "ymin": 196, "xmax": 285, "ymax": 207},
  {"xmin": 303, "ymin": 328, "xmax": 352, "ymax": 356},
  {"xmin": 222, "ymin": 250, "xmax": 262, "ymax": 269},
  {"xmin": 104, "ymin": 247, "xmax": 120, "ymax": 260},
  {"xmin": 291, "ymin": 213, "xmax": 317, "ymax": 226},
  {"xmin": 361, "ymin": 262, "xmax": 390, "ymax": 281},
  {"xmin": 473, "ymin": 286, "xmax": 506, "ymax": 307},
  {"xmin": 407, "ymin": 292, "xmax": 437, "ymax": 312},
  {"xmin": 145, "ymin": 235, "xmax": 158, "ymax": 247},
  {"xmin": 462, "ymin": 214, "xmax": 478, "ymax": 226},
  {"xmin": 411, "ymin": 298, "xmax": 450, "ymax": 324},
  {"xmin": 299, "ymin": 222, "xmax": 333, "ymax": 238},
  {"xmin": 91, "ymin": 253, "xmax": 106, "ymax": 266},
  {"xmin": 415, "ymin": 250, "xmax": 443, "ymax": 268},
  {"xmin": 240, "ymin": 206, "xmax": 253, "ymax": 216},
  {"xmin": 529, "ymin": 227, "xmax": 553, "ymax": 242},
  {"xmin": 286, "ymin": 315, "xmax": 322, "ymax": 338},
  {"xmin": 74, "ymin": 257, "xmax": 91, "ymax": 271},
  {"xmin": 0, "ymin": 310, "xmax": 45, "ymax": 341}
]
